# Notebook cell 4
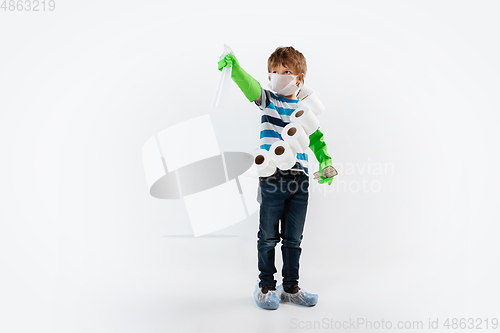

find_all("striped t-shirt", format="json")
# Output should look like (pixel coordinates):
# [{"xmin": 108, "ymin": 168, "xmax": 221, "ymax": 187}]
[{"xmin": 254, "ymin": 87, "xmax": 309, "ymax": 176}]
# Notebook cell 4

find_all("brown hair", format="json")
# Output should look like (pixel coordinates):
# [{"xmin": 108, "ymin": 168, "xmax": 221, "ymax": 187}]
[{"xmin": 267, "ymin": 46, "xmax": 307, "ymax": 76}]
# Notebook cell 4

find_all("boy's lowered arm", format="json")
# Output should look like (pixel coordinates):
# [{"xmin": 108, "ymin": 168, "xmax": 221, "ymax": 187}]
[
  {"xmin": 309, "ymin": 128, "xmax": 337, "ymax": 185},
  {"xmin": 218, "ymin": 54, "xmax": 262, "ymax": 104}
]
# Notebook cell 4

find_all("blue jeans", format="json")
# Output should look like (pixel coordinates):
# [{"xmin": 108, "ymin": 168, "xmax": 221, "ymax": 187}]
[{"xmin": 257, "ymin": 169, "xmax": 309, "ymax": 290}]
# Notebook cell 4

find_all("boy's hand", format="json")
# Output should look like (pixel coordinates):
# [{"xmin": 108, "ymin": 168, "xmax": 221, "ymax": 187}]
[
  {"xmin": 218, "ymin": 54, "xmax": 240, "ymax": 71},
  {"xmin": 313, "ymin": 165, "xmax": 337, "ymax": 186}
]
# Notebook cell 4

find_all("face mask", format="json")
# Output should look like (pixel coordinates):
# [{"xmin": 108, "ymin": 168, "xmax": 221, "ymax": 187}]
[{"xmin": 268, "ymin": 73, "xmax": 302, "ymax": 96}]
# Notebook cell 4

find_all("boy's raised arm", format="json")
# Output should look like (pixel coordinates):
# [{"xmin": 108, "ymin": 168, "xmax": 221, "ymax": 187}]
[{"xmin": 218, "ymin": 53, "xmax": 262, "ymax": 104}]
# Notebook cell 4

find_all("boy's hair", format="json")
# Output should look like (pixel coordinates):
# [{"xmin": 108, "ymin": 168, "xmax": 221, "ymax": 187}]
[{"xmin": 267, "ymin": 46, "xmax": 307, "ymax": 75}]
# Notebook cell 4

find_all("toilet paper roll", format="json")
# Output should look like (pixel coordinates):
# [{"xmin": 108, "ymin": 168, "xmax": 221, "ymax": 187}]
[
  {"xmin": 297, "ymin": 92, "xmax": 325, "ymax": 116},
  {"xmin": 252, "ymin": 149, "xmax": 277, "ymax": 177},
  {"xmin": 270, "ymin": 141, "xmax": 296, "ymax": 170},
  {"xmin": 297, "ymin": 85, "xmax": 315, "ymax": 100},
  {"xmin": 290, "ymin": 106, "xmax": 321, "ymax": 136},
  {"xmin": 282, "ymin": 123, "xmax": 309, "ymax": 153}
]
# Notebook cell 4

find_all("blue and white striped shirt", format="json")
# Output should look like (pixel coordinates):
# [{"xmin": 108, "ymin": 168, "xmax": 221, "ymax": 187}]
[{"xmin": 254, "ymin": 87, "xmax": 309, "ymax": 176}]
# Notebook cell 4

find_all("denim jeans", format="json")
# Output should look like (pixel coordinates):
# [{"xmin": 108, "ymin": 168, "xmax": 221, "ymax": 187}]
[{"xmin": 257, "ymin": 169, "xmax": 309, "ymax": 290}]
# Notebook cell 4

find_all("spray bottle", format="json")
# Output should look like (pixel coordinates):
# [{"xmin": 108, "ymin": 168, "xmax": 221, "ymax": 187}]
[{"xmin": 211, "ymin": 44, "xmax": 234, "ymax": 108}]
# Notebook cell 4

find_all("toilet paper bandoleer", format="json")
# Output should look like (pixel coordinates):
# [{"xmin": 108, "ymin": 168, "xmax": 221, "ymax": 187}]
[{"xmin": 217, "ymin": 50, "xmax": 337, "ymax": 185}]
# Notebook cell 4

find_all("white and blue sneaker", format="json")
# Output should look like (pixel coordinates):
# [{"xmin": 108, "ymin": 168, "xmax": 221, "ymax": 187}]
[
  {"xmin": 277, "ymin": 284, "xmax": 318, "ymax": 306},
  {"xmin": 253, "ymin": 283, "xmax": 280, "ymax": 310}
]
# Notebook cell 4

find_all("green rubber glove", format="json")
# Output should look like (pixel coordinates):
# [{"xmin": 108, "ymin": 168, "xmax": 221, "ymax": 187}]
[
  {"xmin": 218, "ymin": 54, "xmax": 261, "ymax": 102},
  {"xmin": 318, "ymin": 174, "xmax": 334, "ymax": 185},
  {"xmin": 309, "ymin": 128, "xmax": 335, "ymax": 185}
]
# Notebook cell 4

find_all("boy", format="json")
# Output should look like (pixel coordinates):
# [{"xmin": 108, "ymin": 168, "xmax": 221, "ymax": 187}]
[{"xmin": 218, "ymin": 46, "xmax": 336, "ymax": 310}]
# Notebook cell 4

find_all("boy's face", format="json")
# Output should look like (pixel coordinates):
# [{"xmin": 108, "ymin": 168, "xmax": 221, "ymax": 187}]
[
  {"xmin": 268, "ymin": 63, "xmax": 305, "ymax": 98},
  {"xmin": 269, "ymin": 63, "xmax": 304, "ymax": 85}
]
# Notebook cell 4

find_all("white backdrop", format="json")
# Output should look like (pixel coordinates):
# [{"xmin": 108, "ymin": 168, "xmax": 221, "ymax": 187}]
[{"xmin": 1, "ymin": 1, "xmax": 499, "ymax": 332}]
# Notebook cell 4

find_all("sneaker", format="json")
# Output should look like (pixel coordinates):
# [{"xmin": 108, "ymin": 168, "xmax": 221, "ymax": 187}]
[
  {"xmin": 253, "ymin": 284, "xmax": 280, "ymax": 310},
  {"xmin": 277, "ymin": 284, "xmax": 318, "ymax": 306}
]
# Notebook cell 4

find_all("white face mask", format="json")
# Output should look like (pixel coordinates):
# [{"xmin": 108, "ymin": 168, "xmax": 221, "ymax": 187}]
[{"xmin": 268, "ymin": 73, "xmax": 302, "ymax": 96}]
